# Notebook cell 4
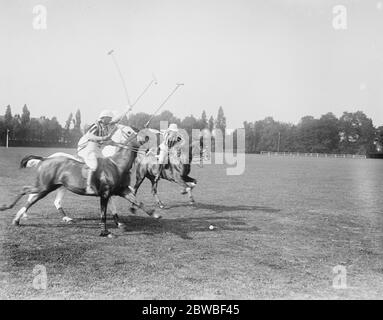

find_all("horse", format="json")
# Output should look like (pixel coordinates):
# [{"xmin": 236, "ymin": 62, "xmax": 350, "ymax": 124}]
[
  {"xmin": 20, "ymin": 124, "xmax": 139, "ymax": 226},
  {"xmin": 0, "ymin": 128, "xmax": 159, "ymax": 237},
  {"xmin": 132, "ymin": 132, "xmax": 205, "ymax": 209}
]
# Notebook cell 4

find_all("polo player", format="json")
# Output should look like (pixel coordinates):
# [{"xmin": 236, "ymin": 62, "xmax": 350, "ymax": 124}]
[
  {"xmin": 77, "ymin": 110, "xmax": 122, "ymax": 194},
  {"xmin": 155, "ymin": 123, "xmax": 182, "ymax": 181}
]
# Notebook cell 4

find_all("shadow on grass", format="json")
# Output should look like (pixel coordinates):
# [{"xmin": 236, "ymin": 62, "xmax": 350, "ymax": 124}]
[
  {"xmin": 3, "ymin": 242, "xmax": 94, "ymax": 270},
  {"xmin": 118, "ymin": 214, "xmax": 260, "ymax": 240},
  {"xmin": 70, "ymin": 210, "xmax": 261, "ymax": 240},
  {"xmin": 166, "ymin": 202, "xmax": 281, "ymax": 214},
  {"xmin": 6, "ymin": 201, "xmax": 278, "ymax": 240}
]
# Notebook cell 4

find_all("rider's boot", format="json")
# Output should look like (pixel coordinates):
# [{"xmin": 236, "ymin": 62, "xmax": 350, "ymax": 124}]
[{"xmin": 86, "ymin": 169, "xmax": 97, "ymax": 195}]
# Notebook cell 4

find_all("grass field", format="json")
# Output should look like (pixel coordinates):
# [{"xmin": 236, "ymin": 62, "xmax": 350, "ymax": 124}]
[{"xmin": 1, "ymin": 147, "xmax": 383, "ymax": 299}]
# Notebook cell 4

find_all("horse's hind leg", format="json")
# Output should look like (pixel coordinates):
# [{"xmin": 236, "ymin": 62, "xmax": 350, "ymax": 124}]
[
  {"xmin": 129, "ymin": 172, "xmax": 146, "ymax": 214},
  {"xmin": 13, "ymin": 190, "xmax": 50, "ymax": 226},
  {"xmin": 0, "ymin": 185, "xmax": 41, "ymax": 212},
  {"xmin": 54, "ymin": 187, "xmax": 73, "ymax": 223},
  {"xmin": 175, "ymin": 177, "xmax": 195, "ymax": 205}
]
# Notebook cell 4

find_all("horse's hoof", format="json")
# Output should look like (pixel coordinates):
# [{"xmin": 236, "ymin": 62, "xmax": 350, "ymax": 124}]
[
  {"xmin": 62, "ymin": 217, "xmax": 73, "ymax": 223},
  {"xmin": 189, "ymin": 200, "xmax": 195, "ymax": 205},
  {"xmin": 158, "ymin": 203, "xmax": 166, "ymax": 209},
  {"xmin": 99, "ymin": 231, "xmax": 111, "ymax": 237},
  {"xmin": 152, "ymin": 212, "xmax": 162, "ymax": 219},
  {"xmin": 117, "ymin": 222, "xmax": 125, "ymax": 229},
  {"xmin": 12, "ymin": 219, "xmax": 20, "ymax": 226}
]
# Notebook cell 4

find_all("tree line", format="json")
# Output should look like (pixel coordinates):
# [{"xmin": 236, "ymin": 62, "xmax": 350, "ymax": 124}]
[
  {"xmin": 241, "ymin": 111, "xmax": 383, "ymax": 155},
  {"xmin": 0, "ymin": 105, "xmax": 82, "ymax": 147},
  {"xmin": 0, "ymin": 104, "xmax": 382, "ymax": 155},
  {"xmin": 0, "ymin": 105, "xmax": 226, "ymax": 148}
]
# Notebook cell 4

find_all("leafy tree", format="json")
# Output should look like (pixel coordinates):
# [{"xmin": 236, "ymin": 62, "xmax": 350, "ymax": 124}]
[
  {"xmin": 198, "ymin": 110, "xmax": 208, "ymax": 129},
  {"xmin": 339, "ymin": 111, "xmax": 375, "ymax": 154},
  {"xmin": 128, "ymin": 112, "xmax": 151, "ymax": 129},
  {"xmin": 21, "ymin": 104, "xmax": 30, "ymax": 125},
  {"xmin": 74, "ymin": 109, "xmax": 81, "ymax": 131},
  {"xmin": 181, "ymin": 114, "xmax": 198, "ymax": 137},
  {"xmin": 4, "ymin": 105, "xmax": 12, "ymax": 129},
  {"xmin": 208, "ymin": 116, "xmax": 214, "ymax": 132},
  {"xmin": 375, "ymin": 126, "xmax": 383, "ymax": 152},
  {"xmin": 215, "ymin": 106, "xmax": 226, "ymax": 135},
  {"xmin": 19, "ymin": 104, "xmax": 31, "ymax": 141},
  {"xmin": 70, "ymin": 109, "xmax": 82, "ymax": 144},
  {"xmin": 64, "ymin": 113, "xmax": 73, "ymax": 144}
]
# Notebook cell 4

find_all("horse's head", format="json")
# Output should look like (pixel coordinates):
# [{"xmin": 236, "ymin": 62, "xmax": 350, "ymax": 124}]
[
  {"xmin": 111, "ymin": 124, "xmax": 139, "ymax": 146},
  {"xmin": 136, "ymin": 128, "xmax": 159, "ymax": 149},
  {"xmin": 109, "ymin": 125, "xmax": 147, "ymax": 174}
]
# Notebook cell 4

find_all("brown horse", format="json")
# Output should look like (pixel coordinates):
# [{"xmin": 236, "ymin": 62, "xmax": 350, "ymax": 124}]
[
  {"xmin": 0, "ymin": 129, "xmax": 159, "ymax": 237},
  {"xmin": 132, "ymin": 134, "xmax": 204, "ymax": 209}
]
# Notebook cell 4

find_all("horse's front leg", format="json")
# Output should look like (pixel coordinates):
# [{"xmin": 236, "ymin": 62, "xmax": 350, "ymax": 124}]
[
  {"xmin": 109, "ymin": 197, "xmax": 123, "ymax": 228},
  {"xmin": 121, "ymin": 189, "xmax": 161, "ymax": 219},
  {"xmin": 99, "ymin": 197, "xmax": 112, "ymax": 237},
  {"xmin": 54, "ymin": 187, "xmax": 73, "ymax": 223},
  {"xmin": 151, "ymin": 179, "xmax": 165, "ymax": 209}
]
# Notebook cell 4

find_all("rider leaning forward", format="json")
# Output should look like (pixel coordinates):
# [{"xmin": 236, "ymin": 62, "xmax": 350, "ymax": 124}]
[
  {"xmin": 77, "ymin": 109, "xmax": 125, "ymax": 194},
  {"xmin": 155, "ymin": 123, "xmax": 182, "ymax": 181}
]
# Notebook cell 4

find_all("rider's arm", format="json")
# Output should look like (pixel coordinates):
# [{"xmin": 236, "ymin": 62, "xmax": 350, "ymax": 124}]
[
  {"xmin": 88, "ymin": 133, "xmax": 105, "ymax": 142},
  {"xmin": 110, "ymin": 108, "xmax": 131, "ymax": 125},
  {"xmin": 87, "ymin": 123, "xmax": 112, "ymax": 142}
]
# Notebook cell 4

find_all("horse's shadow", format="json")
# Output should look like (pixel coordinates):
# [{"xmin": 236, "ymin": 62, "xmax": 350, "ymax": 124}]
[
  {"xmin": 165, "ymin": 202, "xmax": 281, "ymax": 214},
  {"xmin": 21, "ymin": 202, "xmax": 280, "ymax": 240},
  {"xmin": 111, "ymin": 214, "xmax": 260, "ymax": 240},
  {"xmin": 73, "ymin": 201, "xmax": 279, "ymax": 239}
]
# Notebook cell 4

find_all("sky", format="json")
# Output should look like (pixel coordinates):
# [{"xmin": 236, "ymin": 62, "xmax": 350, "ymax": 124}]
[{"xmin": 1, "ymin": 0, "xmax": 383, "ymax": 129}]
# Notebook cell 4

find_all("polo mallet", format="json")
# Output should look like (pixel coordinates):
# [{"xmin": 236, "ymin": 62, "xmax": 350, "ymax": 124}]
[
  {"xmin": 108, "ymin": 50, "xmax": 157, "ymax": 125},
  {"xmin": 144, "ymin": 83, "xmax": 184, "ymax": 128},
  {"xmin": 108, "ymin": 49, "xmax": 132, "ymax": 108},
  {"xmin": 131, "ymin": 73, "xmax": 158, "ymax": 108}
]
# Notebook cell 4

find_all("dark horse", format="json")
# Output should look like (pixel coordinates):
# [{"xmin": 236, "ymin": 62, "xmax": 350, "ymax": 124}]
[
  {"xmin": 0, "ymin": 129, "xmax": 159, "ymax": 237},
  {"xmin": 132, "ymin": 133, "xmax": 203, "ymax": 209}
]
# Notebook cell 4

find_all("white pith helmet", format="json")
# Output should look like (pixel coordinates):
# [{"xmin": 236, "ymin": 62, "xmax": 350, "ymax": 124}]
[
  {"xmin": 168, "ymin": 123, "xmax": 178, "ymax": 131},
  {"xmin": 98, "ymin": 109, "xmax": 114, "ymax": 120}
]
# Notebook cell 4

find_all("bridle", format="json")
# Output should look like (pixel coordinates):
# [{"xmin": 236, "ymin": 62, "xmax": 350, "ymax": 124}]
[{"xmin": 111, "ymin": 127, "xmax": 147, "ymax": 154}]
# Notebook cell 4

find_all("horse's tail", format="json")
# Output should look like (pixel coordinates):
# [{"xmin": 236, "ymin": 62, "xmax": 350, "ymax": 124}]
[{"xmin": 20, "ymin": 155, "xmax": 45, "ymax": 168}]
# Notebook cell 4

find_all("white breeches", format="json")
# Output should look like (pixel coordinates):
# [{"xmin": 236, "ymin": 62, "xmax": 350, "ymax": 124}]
[
  {"xmin": 78, "ymin": 143, "xmax": 102, "ymax": 171},
  {"xmin": 158, "ymin": 143, "xmax": 169, "ymax": 164}
]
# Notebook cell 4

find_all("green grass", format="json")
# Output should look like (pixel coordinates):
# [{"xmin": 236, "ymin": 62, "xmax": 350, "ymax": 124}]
[{"xmin": 1, "ymin": 147, "xmax": 383, "ymax": 299}]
